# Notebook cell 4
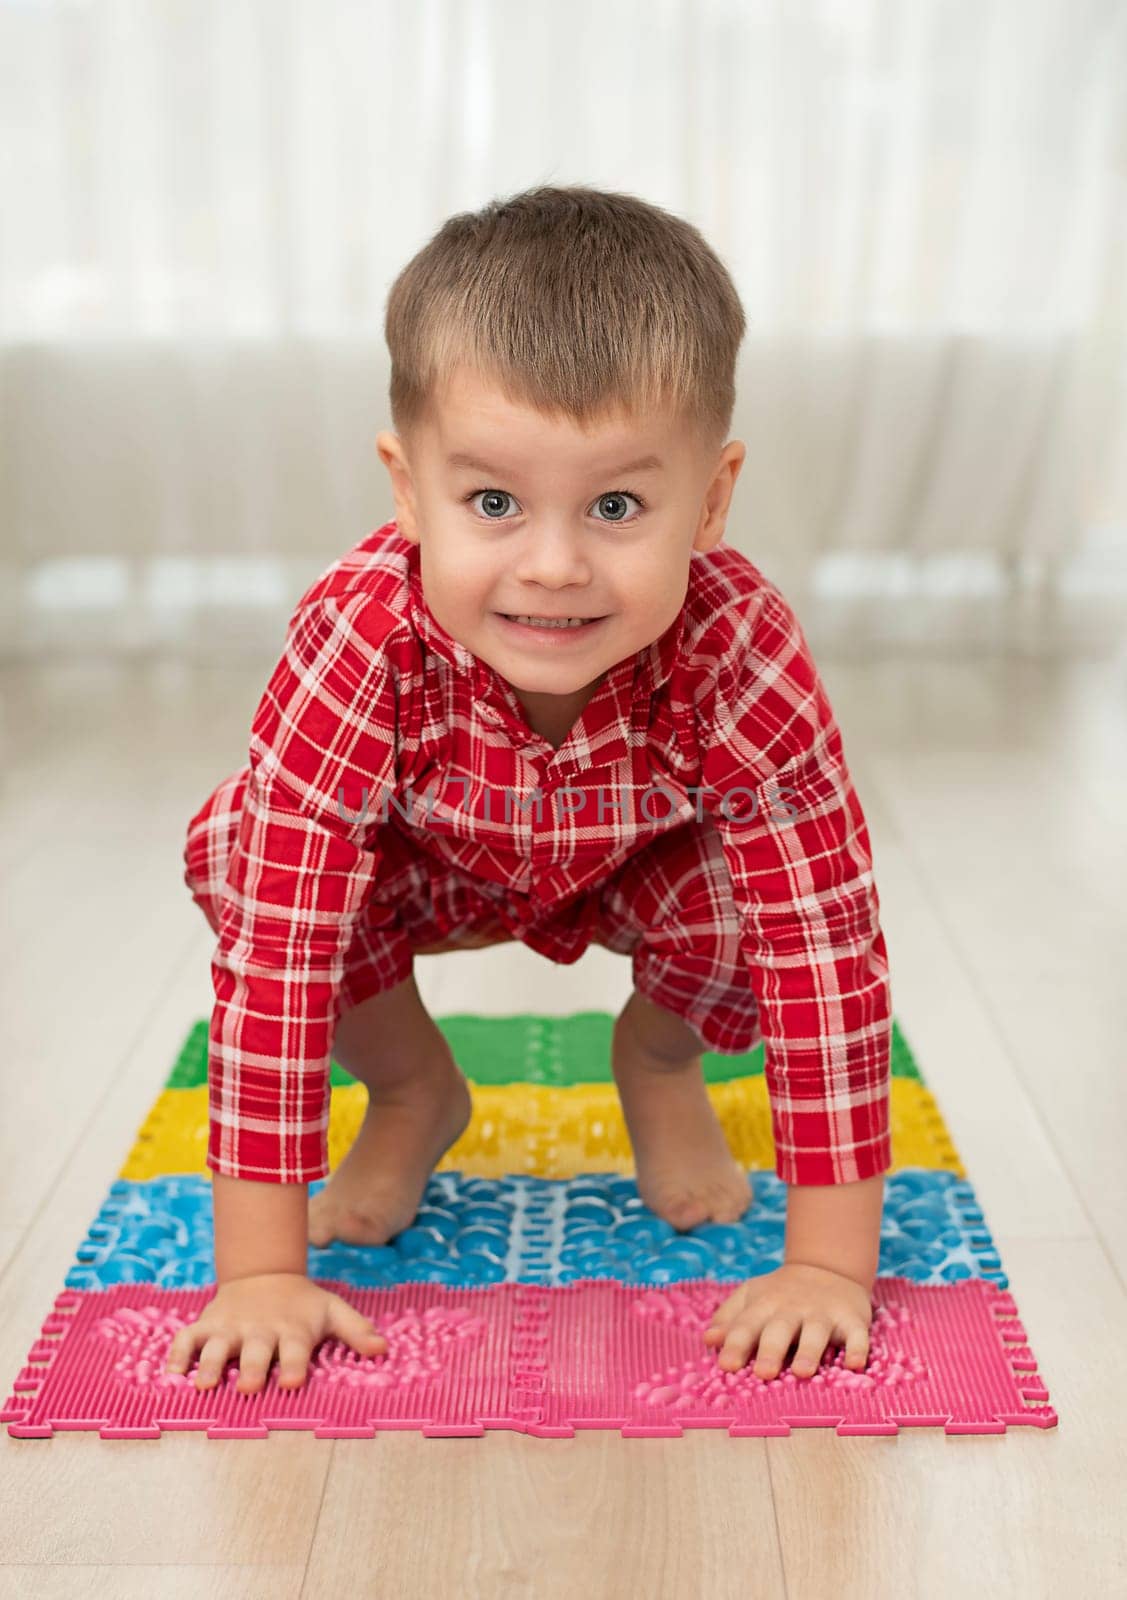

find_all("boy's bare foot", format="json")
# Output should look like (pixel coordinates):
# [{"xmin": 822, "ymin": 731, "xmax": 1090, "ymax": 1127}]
[
  {"xmin": 611, "ymin": 1010, "xmax": 753, "ymax": 1231},
  {"xmin": 306, "ymin": 1047, "xmax": 473, "ymax": 1248}
]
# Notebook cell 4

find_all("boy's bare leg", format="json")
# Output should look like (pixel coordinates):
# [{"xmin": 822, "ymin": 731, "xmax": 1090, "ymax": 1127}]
[
  {"xmin": 306, "ymin": 968, "xmax": 473, "ymax": 1248},
  {"xmin": 611, "ymin": 988, "xmax": 753, "ymax": 1230}
]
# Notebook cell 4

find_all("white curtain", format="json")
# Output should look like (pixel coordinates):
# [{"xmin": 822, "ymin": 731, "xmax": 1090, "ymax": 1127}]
[{"xmin": 2, "ymin": 0, "xmax": 1125, "ymax": 658}]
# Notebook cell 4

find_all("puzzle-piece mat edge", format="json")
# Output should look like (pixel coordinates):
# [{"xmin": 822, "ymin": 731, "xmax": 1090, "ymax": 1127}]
[
  {"xmin": 120, "ymin": 1076, "xmax": 965, "ymax": 1182},
  {"xmin": 2, "ymin": 1277, "xmax": 1058, "ymax": 1439}
]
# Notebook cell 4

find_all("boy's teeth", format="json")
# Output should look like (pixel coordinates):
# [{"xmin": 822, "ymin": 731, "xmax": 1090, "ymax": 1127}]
[{"xmin": 507, "ymin": 614, "xmax": 589, "ymax": 629}]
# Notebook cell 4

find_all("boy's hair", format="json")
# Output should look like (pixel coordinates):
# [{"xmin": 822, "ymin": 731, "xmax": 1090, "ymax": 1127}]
[{"xmin": 385, "ymin": 184, "xmax": 746, "ymax": 454}]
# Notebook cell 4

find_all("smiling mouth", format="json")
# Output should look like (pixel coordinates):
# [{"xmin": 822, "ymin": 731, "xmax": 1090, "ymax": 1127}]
[{"xmin": 497, "ymin": 612, "xmax": 606, "ymax": 629}]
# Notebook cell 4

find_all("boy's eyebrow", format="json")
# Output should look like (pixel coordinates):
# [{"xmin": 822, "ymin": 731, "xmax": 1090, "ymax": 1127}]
[{"xmin": 446, "ymin": 451, "xmax": 665, "ymax": 477}]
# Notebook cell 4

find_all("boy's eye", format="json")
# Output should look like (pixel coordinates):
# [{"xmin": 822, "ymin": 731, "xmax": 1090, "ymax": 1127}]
[{"xmin": 463, "ymin": 488, "xmax": 647, "ymax": 524}]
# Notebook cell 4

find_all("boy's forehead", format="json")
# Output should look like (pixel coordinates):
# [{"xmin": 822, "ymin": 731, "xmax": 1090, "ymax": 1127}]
[{"xmin": 426, "ymin": 366, "xmax": 682, "ymax": 470}]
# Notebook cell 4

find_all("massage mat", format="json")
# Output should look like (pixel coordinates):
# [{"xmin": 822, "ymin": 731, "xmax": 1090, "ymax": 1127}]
[{"xmin": 3, "ymin": 1012, "xmax": 1057, "ymax": 1438}]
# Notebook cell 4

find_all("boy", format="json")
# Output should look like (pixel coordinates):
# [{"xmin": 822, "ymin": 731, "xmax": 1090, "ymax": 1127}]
[{"xmin": 167, "ymin": 185, "xmax": 891, "ymax": 1397}]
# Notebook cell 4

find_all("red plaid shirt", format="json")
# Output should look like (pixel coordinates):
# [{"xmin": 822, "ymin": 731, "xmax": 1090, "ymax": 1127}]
[{"xmin": 201, "ymin": 520, "xmax": 892, "ymax": 1187}]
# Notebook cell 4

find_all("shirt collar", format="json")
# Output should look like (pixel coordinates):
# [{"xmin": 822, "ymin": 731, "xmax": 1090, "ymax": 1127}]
[{"xmin": 404, "ymin": 532, "xmax": 685, "ymax": 728}]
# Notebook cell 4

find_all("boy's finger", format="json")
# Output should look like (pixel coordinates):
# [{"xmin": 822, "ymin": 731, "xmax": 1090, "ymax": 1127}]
[
  {"xmin": 276, "ymin": 1335, "xmax": 313, "ymax": 1388},
  {"xmin": 235, "ymin": 1334, "xmax": 277, "ymax": 1393},
  {"xmin": 705, "ymin": 1294, "xmax": 754, "ymax": 1339},
  {"xmin": 751, "ymin": 1315, "xmax": 798, "ymax": 1379},
  {"xmin": 329, "ymin": 1297, "xmax": 388, "ymax": 1355},
  {"xmin": 716, "ymin": 1318, "xmax": 765, "ymax": 1371},
  {"xmin": 165, "ymin": 1328, "xmax": 198, "ymax": 1371},
  {"xmin": 351, "ymin": 1315, "xmax": 387, "ymax": 1353},
  {"xmin": 842, "ymin": 1324, "xmax": 870, "ymax": 1370},
  {"xmin": 195, "ymin": 1333, "xmax": 233, "ymax": 1387},
  {"xmin": 789, "ymin": 1319, "xmax": 832, "ymax": 1377}
]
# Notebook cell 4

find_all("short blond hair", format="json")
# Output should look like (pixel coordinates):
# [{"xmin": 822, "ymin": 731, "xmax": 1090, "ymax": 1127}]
[{"xmin": 385, "ymin": 184, "xmax": 745, "ymax": 452}]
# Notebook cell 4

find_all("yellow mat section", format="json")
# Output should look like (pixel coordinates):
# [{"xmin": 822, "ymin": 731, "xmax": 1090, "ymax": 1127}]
[{"xmin": 120, "ymin": 1076, "xmax": 964, "ymax": 1181}]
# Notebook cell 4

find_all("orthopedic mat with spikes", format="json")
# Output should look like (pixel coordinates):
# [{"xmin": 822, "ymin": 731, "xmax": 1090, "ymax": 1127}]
[{"xmin": 3, "ymin": 1013, "xmax": 1057, "ymax": 1438}]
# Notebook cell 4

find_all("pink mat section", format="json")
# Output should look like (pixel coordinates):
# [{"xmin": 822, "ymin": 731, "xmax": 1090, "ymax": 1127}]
[{"xmin": 3, "ymin": 1277, "xmax": 1056, "ymax": 1440}]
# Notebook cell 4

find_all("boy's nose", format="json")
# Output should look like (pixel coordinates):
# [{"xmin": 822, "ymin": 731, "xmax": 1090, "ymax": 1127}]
[{"xmin": 513, "ymin": 523, "xmax": 593, "ymax": 587}]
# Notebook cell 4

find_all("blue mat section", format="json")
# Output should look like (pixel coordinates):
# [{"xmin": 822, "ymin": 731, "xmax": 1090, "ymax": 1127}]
[{"xmin": 65, "ymin": 1169, "xmax": 1005, "ymax": 1291}]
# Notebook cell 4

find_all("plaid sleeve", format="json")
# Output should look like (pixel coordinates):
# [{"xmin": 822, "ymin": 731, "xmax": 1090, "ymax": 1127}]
[
  {"xmin": 206, "ymin": 595, "xmax": 399, "ymax": 1184},
  {"xmin": 699, "ymin": 588, "xmax": 892, "ymax": 1186}
]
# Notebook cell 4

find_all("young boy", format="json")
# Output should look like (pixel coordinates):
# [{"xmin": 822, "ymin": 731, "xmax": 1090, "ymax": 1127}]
[{"xmin": 166, "ymin": 185, "xmax": 891, "ymax": 1397}]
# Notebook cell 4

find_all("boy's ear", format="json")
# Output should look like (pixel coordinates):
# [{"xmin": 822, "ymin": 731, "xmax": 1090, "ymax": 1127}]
[
  {"xmin": 693, "ymin": 439, "xmax": 746, "ymax": 553},
  {"xmin": 375, "ymin": 430, "xmax": 421, "ymax": 544}
]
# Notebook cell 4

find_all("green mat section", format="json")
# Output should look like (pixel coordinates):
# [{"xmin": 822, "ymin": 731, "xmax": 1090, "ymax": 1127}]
[{"xmin": 166, "ymin": 1014, "xmax": 922, "ymax": 1089}]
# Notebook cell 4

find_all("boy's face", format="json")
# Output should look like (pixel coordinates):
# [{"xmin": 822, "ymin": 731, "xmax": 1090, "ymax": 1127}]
[{"xmin": 376, "ymin": 365, "xmax": 745, "ymax": 736}]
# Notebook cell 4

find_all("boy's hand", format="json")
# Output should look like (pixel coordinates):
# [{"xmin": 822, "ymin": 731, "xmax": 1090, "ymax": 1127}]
[
  {"xmin": 702, "ymin": 1263, "xmax": 873, "ymax": 1378},
  {"xmin": 164, "ymin": 1272, "xmax": 388, "ymax": 1393}
]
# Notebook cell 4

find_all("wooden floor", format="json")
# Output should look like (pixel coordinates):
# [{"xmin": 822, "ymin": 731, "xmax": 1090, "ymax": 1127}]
[{"xmin": 1, "ymin": 649, "xmax": 1125, "ymax": 1599}]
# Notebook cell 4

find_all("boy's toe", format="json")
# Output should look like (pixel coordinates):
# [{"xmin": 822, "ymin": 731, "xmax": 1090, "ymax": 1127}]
[
  {"xmin": 677, "ymin": 1201, "xmax": 710, "ymax": 1231},
  {"xmin": 658, "ymin": 1189, "xmax": 709, "ymax": 1231},
  {"xmin": 709, "ymin": 1171, "xmax": 753, "ymax": 1223}
]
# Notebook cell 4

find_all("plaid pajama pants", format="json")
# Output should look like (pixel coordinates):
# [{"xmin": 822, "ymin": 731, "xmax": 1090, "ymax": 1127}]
[{"xmin": 183, "ymin": 764, "xmax": 764, "ymax": 1056}]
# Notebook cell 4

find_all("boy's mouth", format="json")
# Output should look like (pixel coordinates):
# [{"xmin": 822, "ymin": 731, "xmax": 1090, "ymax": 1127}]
[{"xmin": 495, "ymin": 612, "xmax": 607, "ymax": 634}]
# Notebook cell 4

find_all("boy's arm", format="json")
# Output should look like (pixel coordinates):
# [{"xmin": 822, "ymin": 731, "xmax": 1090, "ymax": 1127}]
[
  {"xmin": 783, "ymin": 1172, "xmax": 885, "ymax": 1289},
  {"xmin": 698, "ymin": 584, "xmax": 893, "ymax": 1208},
  {"xmin": 205, "ymin": 593, "xmax": 401, "ymax": 1190},
  {"xmin": 211, "ymin": 1172, "xmax": 309, "ymax": 1283}
]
